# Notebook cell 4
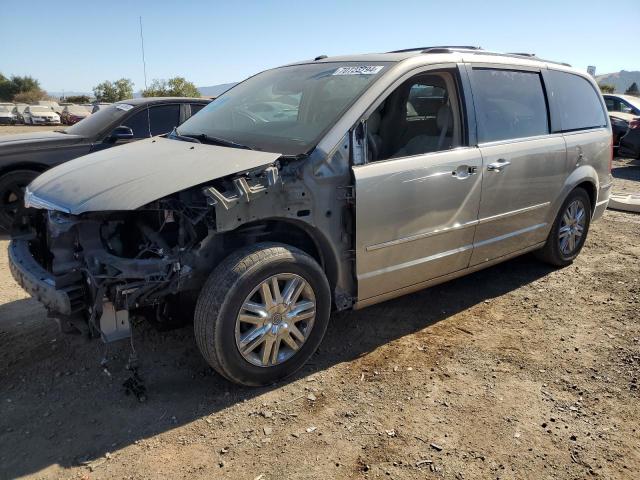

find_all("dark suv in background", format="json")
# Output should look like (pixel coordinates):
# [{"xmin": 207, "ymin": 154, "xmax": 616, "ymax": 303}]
[{"xmin": 0, "ymin": 97, "xmax": 210, "ymax": 230}]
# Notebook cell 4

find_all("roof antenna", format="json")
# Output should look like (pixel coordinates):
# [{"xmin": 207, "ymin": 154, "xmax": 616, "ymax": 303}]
[{"xmin": 139, "ymin": 16, "xmax": 148, "ymax": 90}]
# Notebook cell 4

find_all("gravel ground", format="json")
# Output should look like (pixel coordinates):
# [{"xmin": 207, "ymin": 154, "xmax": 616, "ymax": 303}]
[{"xmin": 0, "ymin": 127, "xmax": 639, "ymax": 479}]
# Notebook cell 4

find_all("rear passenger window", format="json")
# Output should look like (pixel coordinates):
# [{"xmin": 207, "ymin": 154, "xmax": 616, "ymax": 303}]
[
  {"xmin": 546, "ymin": 71, "xmax": 607, "ymax": 131},
  {"xmin": 472, "ymin": 69, "xmax": 549, "ymax": 143}
]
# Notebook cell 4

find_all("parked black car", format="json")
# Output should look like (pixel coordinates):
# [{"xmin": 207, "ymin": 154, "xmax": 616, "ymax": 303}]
[
  {"xmin": 619, "ymin": 117, "xmax": 640, "ymax": 159},
  {"xmin": 610, "ymin": 115, "xmax": 629, "ymax": 148},
  {"xmin": 0, "ymin": 97, "xmax": 210, "ymax": 230}
]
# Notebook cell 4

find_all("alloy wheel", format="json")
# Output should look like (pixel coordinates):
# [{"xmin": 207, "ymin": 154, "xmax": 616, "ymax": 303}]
[
  {"xmin": 558, "ymin": 199, "xmax": 586, "ymax": 255},
  {"xmin": 235, "ymin": 273, "xmax": 316, "ymax": 367}
]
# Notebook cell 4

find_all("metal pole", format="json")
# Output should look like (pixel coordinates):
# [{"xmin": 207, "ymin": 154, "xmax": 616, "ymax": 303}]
[{"xmin": 139, "ymin": 16, "xmax": 148, "ymax": 90}]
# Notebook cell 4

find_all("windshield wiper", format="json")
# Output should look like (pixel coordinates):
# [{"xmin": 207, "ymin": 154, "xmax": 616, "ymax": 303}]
[
  {"xmin": 168, "ymin": 127, "xmax": 201, "ymax": 143},
  {"xmin": 182, "ymin": 132, "xmax": 254, "ymax": 150},
  {"xmin": 54, "ymin": 129, "xmax": 68, "ymax": 134}
]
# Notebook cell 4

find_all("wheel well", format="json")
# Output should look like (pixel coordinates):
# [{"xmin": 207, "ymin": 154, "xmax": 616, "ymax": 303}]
[
  {"xmin": 575, "ymin": 181, "xmax": 596, "ymax": 210},
  {"xmin": 227, "ymin": 219, "xmax": 338, "ymax": 292},
  {"xmin": 0, "ymin": 163, "xmax": 48, "ymax": 179}
]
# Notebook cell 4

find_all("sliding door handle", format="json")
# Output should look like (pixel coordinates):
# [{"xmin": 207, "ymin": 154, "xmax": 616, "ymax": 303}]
[{"xmin": 487, "ymin": 159, "xmax": 511, "ymax": 172}]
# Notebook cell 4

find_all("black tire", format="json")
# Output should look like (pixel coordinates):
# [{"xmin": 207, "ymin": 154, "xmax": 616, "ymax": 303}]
[
  {"xmin": 536, "ymin": 187, "xmax": 592, "ymax": 267},
  {"xmin": 194, "ymin": 242, "xmax": 331, "ymax": 386},
  {"xmin": 0, "ymin": 169, "xmax": 40, "ymax": 231}
]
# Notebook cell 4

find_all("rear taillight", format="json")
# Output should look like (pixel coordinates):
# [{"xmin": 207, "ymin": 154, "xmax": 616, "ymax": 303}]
[
  {"xmin": 629, "ymin": 118, "xmax": 640, "ymax": 129},
  {"xmin": 609, "ymin": 135, "xmax": 613, "ymax": 173}
]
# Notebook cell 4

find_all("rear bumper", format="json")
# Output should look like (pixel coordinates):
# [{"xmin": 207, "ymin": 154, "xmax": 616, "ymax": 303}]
[
  {"xmin": 593, "ymin": 178, "xmax": 613, "ymax": 221},
  {"xmin": 8, "ymin": 239, "xmax": 73, "ymax": 315}
]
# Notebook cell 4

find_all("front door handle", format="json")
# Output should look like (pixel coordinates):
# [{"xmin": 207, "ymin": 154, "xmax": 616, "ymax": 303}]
[{"xmin": 487, "ymin": 159, "xmax": 511, "ymax": 172}]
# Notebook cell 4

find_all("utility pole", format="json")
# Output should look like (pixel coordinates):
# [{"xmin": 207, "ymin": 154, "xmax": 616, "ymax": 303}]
[{"xmin": 139, "ymin": 16, "xmax": 148, "ymax": 90}]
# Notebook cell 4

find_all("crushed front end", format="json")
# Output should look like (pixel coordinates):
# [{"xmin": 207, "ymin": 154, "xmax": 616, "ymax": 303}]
[{"xmin": 9, "ymin": 190, "xmax": 218, "ymax": 341}]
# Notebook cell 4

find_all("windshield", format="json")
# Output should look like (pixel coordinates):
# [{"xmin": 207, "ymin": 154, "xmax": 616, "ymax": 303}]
[
  {"xmin": 624, "ymin": 95, "xmax": 640, "ymax": 110},
  {"xmin": 177, "ymin": 62, "xmax": 390, "ymax": 155},
  {"xmin": 65, "ymin": 103, "xmax": 131, "ymax": 136},
  {"xmin": 30, "ymin": 106, "xmax": 51, "ymax": 113},
  {"xmin": 0, "ymin": 106, "xmax": 11, "ymax": 113}
]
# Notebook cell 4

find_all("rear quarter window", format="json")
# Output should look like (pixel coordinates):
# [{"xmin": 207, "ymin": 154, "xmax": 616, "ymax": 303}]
[{"xmin": 546, "ymin": 71, "xmax": 607, "ymax": 132}]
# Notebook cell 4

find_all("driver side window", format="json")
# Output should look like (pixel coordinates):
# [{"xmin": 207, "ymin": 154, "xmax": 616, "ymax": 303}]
[{"xmin": 366, "ymin": 71, "xmax": 462, "ymax": 162}]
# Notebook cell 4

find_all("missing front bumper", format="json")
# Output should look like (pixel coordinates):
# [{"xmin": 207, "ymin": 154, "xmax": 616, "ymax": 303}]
[{"xmin": 8, "ymin": 239, "xmax": 76, "ymax": 315}]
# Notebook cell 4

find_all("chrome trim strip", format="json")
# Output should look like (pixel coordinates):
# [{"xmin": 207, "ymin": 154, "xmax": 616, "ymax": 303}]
[
  {"xmin": 359, "ymin": 244, "xmax": 473, "ymax": 280},
  {"xmin": 355, "ymin": 241, "xmax": 546, "ymax": 309},
  {"xmin": 477, "ymin": 202, "xmax": 550, "ymax": 225},
  {"xmin": 595, "ymin": 199, "xmax": 609, "ymax": 207},
  {"xmin": 366, "ymin": 202, "xmax": 549, "ymax": 252},
  {"xmin": 474, "ymin": 223, "xmax": 547, "ymax": 248},
  {"xmin": 366, "ymin": 220, "xmax": 478, "ymax": 252}
]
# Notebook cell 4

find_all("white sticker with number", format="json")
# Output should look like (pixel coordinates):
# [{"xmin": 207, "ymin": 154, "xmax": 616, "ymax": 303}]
[
  {"xmin": 333, "ymin": 66, "xmax": 384, "ymax": 76},
  {"xmin": 116, "ymin": 104, "xmax": 134, "ymax": 111}
]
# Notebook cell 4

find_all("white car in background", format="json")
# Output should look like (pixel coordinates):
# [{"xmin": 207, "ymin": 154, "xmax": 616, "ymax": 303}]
[
  {"xmin": 0, "ymin": 105, "xmax": 16, "ymax": 125},
  {"xmin": 12, "ymin": 104, "xmax": 28, "ymax": 123},
  {"xmin": 22, "ymin": 105, "xmax": 61, "ymax": 125},
  {"xmin": 35, "ymin": 100, "xmax": 61, "ymax": 114}
]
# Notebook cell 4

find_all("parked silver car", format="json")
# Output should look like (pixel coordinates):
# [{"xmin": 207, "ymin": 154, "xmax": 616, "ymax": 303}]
[{"xmin": 10, "ymin": 47, "xmax": 612, "ymax": 386}]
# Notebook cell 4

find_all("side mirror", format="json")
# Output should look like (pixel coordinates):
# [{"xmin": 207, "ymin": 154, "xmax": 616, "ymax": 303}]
[{"xmin": 109, "ymin": 125, "xmax": 134, "ymax": 141}]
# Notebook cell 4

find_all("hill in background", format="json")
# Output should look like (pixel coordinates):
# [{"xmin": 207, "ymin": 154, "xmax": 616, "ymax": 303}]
[
  {"xmin": 198, "ymin": 82, "xmax": 237, "ymax": 97},
  {"xmin": 595, "ymin": 70, "xmax": 640, "ymax": 93}
]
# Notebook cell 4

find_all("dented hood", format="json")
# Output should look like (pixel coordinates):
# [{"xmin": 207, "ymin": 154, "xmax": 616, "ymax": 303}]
[{"xmin": 27, "ymin": 137, "xmax": 281, "ymax": 214}]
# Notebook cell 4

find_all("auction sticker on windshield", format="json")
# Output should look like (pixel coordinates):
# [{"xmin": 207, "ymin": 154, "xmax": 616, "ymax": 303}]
[
  {"xmin": 333, "ymin": 66, "xmax": 384, "ymax": 75},
  {"xmin": 115, "ymin": 104, "xmax": 135, "ymax": 111}
]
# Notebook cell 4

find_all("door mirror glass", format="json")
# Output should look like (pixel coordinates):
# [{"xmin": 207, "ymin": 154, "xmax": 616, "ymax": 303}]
[{"xmin": 109, "ymin": 125, "xmax": 134, "ymax": 141}]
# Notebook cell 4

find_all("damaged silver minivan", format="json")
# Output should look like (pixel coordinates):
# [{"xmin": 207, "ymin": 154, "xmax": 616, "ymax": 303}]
[{"xmin": 9, "ymin": 47, "xmax": 613, "ymax": 386}]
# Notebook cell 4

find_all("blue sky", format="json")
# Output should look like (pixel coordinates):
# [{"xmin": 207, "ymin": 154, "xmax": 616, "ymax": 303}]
[{"xmin": 2, "ymin": 0, "xmax": 639, "ymax": 93}]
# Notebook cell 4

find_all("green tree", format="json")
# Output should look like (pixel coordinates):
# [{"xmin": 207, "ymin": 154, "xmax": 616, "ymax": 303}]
[
  {"xmin": 598, "ymin": 83, "xmax": 615, "ymax": 94},
  {"xmin": 625, "ymin": 82, "xmax": 639, "ymax": 97},
  {"xmin": 93, "ymin": 78, "xmax": 134, "ymax": 102},
  {"xmin": 0, "ymin": 74, "xmax": 42, "ymax": 101},
  {"xmin": 142, "ymin": 76, "xmax": 200, "ymax": 97},
  {"xmin": 64, "ymin": 95, "xmax": 90, "ymax": 103},
  {"xmin": 0, "ymin": 73, "xmax": 10, "ymax": 101}
]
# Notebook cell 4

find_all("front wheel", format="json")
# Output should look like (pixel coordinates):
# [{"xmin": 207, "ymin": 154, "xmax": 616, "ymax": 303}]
[
  {"xmin": 0, "ymin": 169, "xmax": 40, "ymax": 231},
  {"xmin": 194, "ymin": 243, "xmax": 331, "ymax": 386},
  {"xmin": 536, "ymin": 187, "xmax": 592, "ymax": 267}
]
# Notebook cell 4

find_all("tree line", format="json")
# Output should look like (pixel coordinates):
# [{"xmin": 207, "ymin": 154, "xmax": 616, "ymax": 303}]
[
  {"xmin": 0, "ymin": 74, "xmax": 48, "ymax": 103},
  {"xmin": 93, "ymin": 77, "xmax": 200, "ymax": 102},
  {"xmin": 0, "ymin": 72, "xmax": 201, "ymax": 103}
]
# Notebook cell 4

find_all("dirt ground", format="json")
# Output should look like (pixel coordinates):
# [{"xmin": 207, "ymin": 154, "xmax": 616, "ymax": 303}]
[
  {"xmin": 0, "ymin": 125, "xmax": 63, "ymax": 135},
  {"xmin": 0, "ymin": 126, "xmax": 639, "ymax": 479}
]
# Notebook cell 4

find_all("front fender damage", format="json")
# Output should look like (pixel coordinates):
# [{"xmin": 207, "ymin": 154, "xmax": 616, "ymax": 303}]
[{"xmin": 13, "ymin": 159, "xmax": 324, "ymax": 344}]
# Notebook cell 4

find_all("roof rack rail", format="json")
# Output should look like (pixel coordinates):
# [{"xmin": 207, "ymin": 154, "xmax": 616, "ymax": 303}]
[
  {"xmin": 388, "ymin": 46, "xmax": 572, "ymax": 67},
  {"xmin": 389, "ymin": 46, "xmax": 481, "ymax": 53}
]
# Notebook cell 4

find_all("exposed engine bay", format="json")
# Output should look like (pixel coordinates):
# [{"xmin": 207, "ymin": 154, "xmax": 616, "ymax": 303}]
[{"xmin": 11, "ymin": 157, "xmax": 346, "ymax": 342}]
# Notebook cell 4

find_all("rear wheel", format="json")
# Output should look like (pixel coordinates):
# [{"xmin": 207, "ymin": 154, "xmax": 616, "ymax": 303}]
[
  {"xmin": 194, "ymin": 242, "xmax": 331, "ymax": 386},
  {"xmin": 536, "ymin": 187, "xmax": 591, "ymax": 266},
  {"xmin": 0, "ymin": 169, "xmax": 39, "ymax": 231}
]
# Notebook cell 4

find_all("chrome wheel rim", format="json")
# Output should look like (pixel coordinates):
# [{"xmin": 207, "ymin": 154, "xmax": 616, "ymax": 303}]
[
  {"xmin": 235, "ymin": 273, "xmax": 316, "ymax": 367},
  {"xmin": 558, "ymin": 199, "xmax": 586, "ymax": 255}
]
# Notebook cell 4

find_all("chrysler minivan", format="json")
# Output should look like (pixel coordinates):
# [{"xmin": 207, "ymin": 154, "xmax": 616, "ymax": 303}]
[{"xmin": 9, "ymin": 47, "xmax": 612, "ymax": 386}]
